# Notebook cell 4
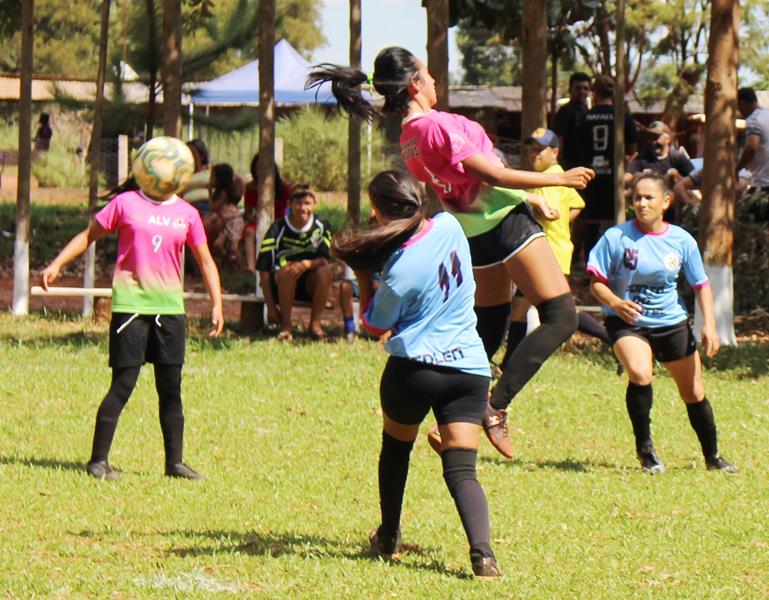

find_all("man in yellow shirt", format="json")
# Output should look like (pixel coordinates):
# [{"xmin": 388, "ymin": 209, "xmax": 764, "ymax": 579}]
[{"xmin": 503, "ymin": 128, "xmax": 611, "ymax": 365}]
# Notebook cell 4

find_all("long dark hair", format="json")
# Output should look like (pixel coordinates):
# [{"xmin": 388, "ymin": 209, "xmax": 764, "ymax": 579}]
[
  {"xmin": 332, "ymin": 170, "xmax": 425, "ymax": 271},
  {"xmin": 306, "ymin": 46, "xmax": 420, "ymax": 121},
  {"xmin": 250, "ymin": 153, "xmax": 285, "ymax": 200},
  {"xmin": 211, "ymin": 163, "xmax": 241, "ymax": 205}
]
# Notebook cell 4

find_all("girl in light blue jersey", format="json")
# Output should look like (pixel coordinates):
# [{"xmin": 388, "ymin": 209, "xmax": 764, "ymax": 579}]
[
  {"xmin": 588, "ymin": 173, "xmax": 735, "ymax": 474},
  {"xmin": 333, "ymin": 170, "xmax": 500, "ymax": 580}
]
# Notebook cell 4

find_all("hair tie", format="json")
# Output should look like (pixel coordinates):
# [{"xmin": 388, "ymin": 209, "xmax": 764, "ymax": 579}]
[{"xmin": 366, "ymin": 72, "xmax": 374, "ymax": 87}]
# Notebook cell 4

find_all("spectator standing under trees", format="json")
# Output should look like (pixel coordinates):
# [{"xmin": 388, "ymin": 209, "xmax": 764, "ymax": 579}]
[
  {"xmin": 257, "ymin": 185, "xmax": 333, "ymax": 342},
  {"xmin": 737, "ymin": 87, "xmax": 769, "ymax": 218},
  {"xmin": 553, "ymin": 72, "xmax": 592, "ymax": 170},
  {"xmin": 181, "ymin": 139, "xmax": 212, "ymax": 210},
  {"xmin": 34, "ymin": 113, "xmax": 52, "ymax": 152},
  {"xmin": 575, "ymin": 74, "xmax": 639, "ymax": 264},
  {"xmin": 204, "ymin": 163, "xmax": 245, "ymax": 268}
]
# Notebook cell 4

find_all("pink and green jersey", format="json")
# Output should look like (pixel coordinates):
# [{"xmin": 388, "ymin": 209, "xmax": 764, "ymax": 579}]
[
  {"xmin": 400, "ymin": 110, "xmax": 527, "ymax": 237},
  {"xmin": 95, "ymin": 191, "xmax": 207, "ymax": 314}
]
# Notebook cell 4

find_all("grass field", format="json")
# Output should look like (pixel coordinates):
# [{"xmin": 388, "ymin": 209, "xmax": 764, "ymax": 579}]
[{"xmin": 1, "ymin": 312, "xmax": 769, "ymax": 597}]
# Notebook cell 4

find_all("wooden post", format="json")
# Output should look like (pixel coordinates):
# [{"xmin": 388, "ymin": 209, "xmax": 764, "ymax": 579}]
[
  {"xmin": 347, "ymin": 0, "xmax": 362, "ymax": 228},
  {"xmin": 521, "ymin": 0, "xmax": 548, "ymax": 169},
  {"xmin": 13, "ymin": 0, "xmax": 34, "ymax": 316},
  {"xmin": 83, "ymin": 0, "xmax": 112, "ymax": 317},
  {"xmin": 613, "ymin": 0, "xmax": 626, "ymax": 224},
  {"xmin": 162, "ymin": 0, "xmax": 182, "ymax": 137},
  {"xmin": 697, "ymin": 0, "xmax": 739, "ymax": 345},
  {"xmin": 425, "ymin": 0, "xmax": 449, "ymax": 110},
  {"xmin": 254, "ymin": 0, "xmax": 275, "ymax": 332}
]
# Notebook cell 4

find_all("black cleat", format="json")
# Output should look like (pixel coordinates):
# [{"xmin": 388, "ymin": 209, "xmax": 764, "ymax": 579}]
[
  {"xmin": 636, "ymin": 446, "xmax": 665, "ymax": 474},
  {"xmin": 369, "ymin": 527, "xmax": 402, "ymax": 560},
  {"xmin": 706, "ymin": 456, "xmax": 737, "ymax": 473},
  {"xmin": 472, "ymin": 556, "xmax": 502, "ymax": 580},
  {"xmin": 165, "ymin": 462, "xmax": 203, "ymax": 480},
  {"xmin": 86, "ymin": 460, "xmax": 119, "ymax": 481}
]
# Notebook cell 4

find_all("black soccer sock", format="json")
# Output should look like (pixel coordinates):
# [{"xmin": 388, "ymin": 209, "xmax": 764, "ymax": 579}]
[
  {"xmin": 501, "ymin": 320, "xmax": 528, "ymax": 367},
  {"xmin": 490, "ymin": 292, "xmax": 577, "ymax": 410},
  {"xmin": 90, "ymin": 366, "xmax": 141, "ymax": 463},
  {"xmin": 686, "ymin": 398, "xmax": 719, "ymax": 461},
  {"xmin": 378, "ymin": 431, "xmax": 414, "ymax": 538},
  {"xmin": 474, "ymin": 303, "xmax": 510, "ymax": 361},
  {"xmin": 155, "ymin": 364, "xmax": 185, "ymax": 466},
  {"xmin": 441, "ymin": 448, "xmax": 494, "ymax": 561},
  {"xmin": 577, "ymin": 311, "xmax": 611, "ymax": 345},
  {"xmin": 625, "ymin": 382, "xmax": 653, "ymax": 450}
]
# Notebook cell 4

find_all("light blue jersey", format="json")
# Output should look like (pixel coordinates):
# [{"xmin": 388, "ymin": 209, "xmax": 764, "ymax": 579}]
[
  {"xmin": 587, "ymin": 220, "xmax": 709, "ymax": 328},
  {"xmin": 362, "ymin": 212, "xmax": 490, "ymax": 377}
]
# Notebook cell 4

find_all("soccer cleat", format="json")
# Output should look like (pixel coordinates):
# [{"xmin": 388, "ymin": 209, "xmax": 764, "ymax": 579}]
[
  {"xmin": 426, "ymin": 424, "xmax": 442, "ymax": 455},
  {"xmin": 471, "ymin": 556, "xmax": 502, "ymax": 580},
  {"xmin": 86, "ymin": 460, "xmax": 119, "ymax": 481},
  {"xmin": 369, "ymin": 527, "xmax": 403, "ymax": 560},
  {"xmin": 706, "ymin": 456, "xmax": 738, "ymax": 473},
  {"xmin": 636, "ymin": 446, "xmax": 665, "ymax": 474},
  {"xmin": 482, "ymin": 403, "xmax": 514, "ymax": 459},
  {"xmin": 165, "ymin": 462, "xmax": 204, "ymax": 480}
]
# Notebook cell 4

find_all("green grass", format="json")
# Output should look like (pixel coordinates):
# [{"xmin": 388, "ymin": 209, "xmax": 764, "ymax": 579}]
[{"xmin": 1, "ymin": 312, "xmax": 769, "ymax": 597}]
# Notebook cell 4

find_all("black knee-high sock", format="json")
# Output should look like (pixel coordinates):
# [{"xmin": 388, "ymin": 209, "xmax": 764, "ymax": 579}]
[
  {"xmin": 378, "ymin": 431, "xmax": 414, "ymax": 537},
  {"xmin": 490, "ymin": 293, "xmax": 577, "ymax": 409},
  {"xmin": 501, "ymin": 320, "xmax": 528, "ymax": 367},
  {"xmin": 626, "ymin": 382, "xmax": 653, "ymax": 450},
  {"xmin": 577, "ymin": 311, "xmax": 611, "ymax": 345},
  {"xmin": 90, "ymin": 366, "xmax": 141, "ymax": 463},
  {"xmin": 474, "ymin": 303, "xmax": 510, "ymax": 361},
  {"xmin": 686, "ymin": 398, "xmax": 718, "ymax": 461},
  {"xmin": 155, "ymin": 364, "xmax": 185, "ymax": 466},
  {"xmin": 441, "ymin": 448, "xmax": 494, "ymax": 561}
]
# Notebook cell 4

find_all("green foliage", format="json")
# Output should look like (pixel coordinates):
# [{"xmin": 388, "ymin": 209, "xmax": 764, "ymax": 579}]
[
  {"xmin": 1, "ymin": 314, "xmax": 769, "ymax": 596},
  {"xmin": 30, "ymin": 151, "xmax": 90, "ymax": 189},
  {"xmin": 278, "ymin": 107, "xmax": 391, "ymax": 192}
]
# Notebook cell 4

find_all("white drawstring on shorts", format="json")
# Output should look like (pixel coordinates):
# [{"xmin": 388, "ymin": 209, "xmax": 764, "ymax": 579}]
[{"xmin": 116, "ymin": 313, "xmax": 140, "ymax": 334}]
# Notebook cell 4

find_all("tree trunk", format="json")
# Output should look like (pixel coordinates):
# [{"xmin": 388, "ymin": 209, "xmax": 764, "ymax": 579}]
[
  {"xmin": 613, "ymin": 0, "xmax": 626, "ymax": 224},
  {"xmin": 83, "ymin": 0, "xmax": 112, "ymax": 317},
  {"xmin": 521, "ymin": 0, "xmax": 547, "ymax": 169},
  {"xmin": 549, "ymin": 38, "xmax": 559, "ymax": 126},
  {"xmin": 347, "ymin": 0, "xmax": 361, "ymax": 228},
  {"xmin": 696, "ymin": 0, "xmax": 739, "ymax": 346},
  {"xmin": 425, "ymin": 0, "xmax": 449, "ymax": 110},
  {"xmin": 13, "ymin": 0, "xmax": 34, "ymax": 316},
  {"xmin": 256, "ymin": 0, "xmax": 275, "ymax": 258},
  {"xmin": 162, "ymin": 0, "xmax": 182, "ymax": 137},
  {"xmin": 147, "ymin": 68, "xmax": 157, "ymax": 140}
]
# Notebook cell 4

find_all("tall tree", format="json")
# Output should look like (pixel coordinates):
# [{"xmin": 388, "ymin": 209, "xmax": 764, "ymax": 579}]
[
  {"xmin": 13, "ymin": 0, "xmax": 34, "ymax": 316},
  {"xmin": 425, "ymin": 0, "xmax": 450, "ymax": 110},
  {"xmin": 256, "ymin": 0, "xmax": 276, "ymax": 267},
  {"xmin": 613, "ymin": 0, "xmax": 626, "ymax": 224},
  {"xmin": 83, "ymin": 0, "xmax": 112, "ymax": 317},
  {"xmin": 698, "ymin": 0, "xmax": 739, "ymax": 345},
  {"xmin": 521, "ymin": 0, "xmax": 547, "ymax": 167},
  {"xmin": 347, "ymin": 0, "xmax": 361, "ymax": 227},
  {"xmin": 162, "ymin": 0, "xmax": 183, "ymax": 136}
]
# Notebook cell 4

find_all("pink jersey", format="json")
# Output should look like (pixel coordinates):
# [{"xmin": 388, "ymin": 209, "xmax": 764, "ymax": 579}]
[
  {"xmin": 95, "ymin": 191, "xmax": 207, "ymax": 314},
  {"xmin": 400, "ymin": 110, "xmax": 502, "ymax": 211}
]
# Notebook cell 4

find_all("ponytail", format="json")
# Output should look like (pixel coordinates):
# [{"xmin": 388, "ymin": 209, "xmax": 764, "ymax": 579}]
[
  {"xmin": 332, "ymin": 170, "xmax": 426, "ymax": 271},
  {"xmin": 307, "ymin": 46, "xmax": 419, "ymax": 120}
]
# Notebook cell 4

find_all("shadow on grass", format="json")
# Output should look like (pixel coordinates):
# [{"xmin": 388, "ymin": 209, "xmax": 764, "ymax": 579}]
[
  {"xmin": 480, "ymin": 455, "xmax": 618, "ymax": 472},
  {"xmin": 702, "ymin": 343, "xmax": 769, "ymax": 378},
  {"xmin": 0, "ymin": 454, "xmax": 86, "ymax": 473},
  {"xmin": 158, "ymin": 529, "xmax": 468, "ymax": 578},
  {"xmin": 0, "ymin": 328, "xmax": 103, "ymax": 348}
]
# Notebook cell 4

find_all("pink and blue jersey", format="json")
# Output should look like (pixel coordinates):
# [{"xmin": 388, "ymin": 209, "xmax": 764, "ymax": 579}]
[
  {"xmin": 362, "ymin": 212, "xmax": 490, "ymax": 377},
  {"xmin": 587, "ymin": 220, "xmax": 709, "ymax": 328},
  {"xmin": 400, "ymin": 110, "xmax": 527, "ymax": 237},
  {"xmin": 95, "ymin": 191, "xmax": 207, "ymax": 315}
]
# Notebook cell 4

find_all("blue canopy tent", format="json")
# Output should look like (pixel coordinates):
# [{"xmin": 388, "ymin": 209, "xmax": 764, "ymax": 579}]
[{"xmin": 189, "ymin": 39, "xmax": 336, "ymax": 106}]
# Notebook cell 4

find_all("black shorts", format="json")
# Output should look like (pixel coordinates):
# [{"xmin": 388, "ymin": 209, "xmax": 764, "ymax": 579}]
[
  {"xmin": 109, "ymin": 313, "xmax": 186, "ymax": 368},
  {"xmin": 379, "ymin": 356, "xmax": 489, "ymax": 425},
  {"xmin": 270, "ymin": 271, "xmax": 312, "ymax": 303},
  {"xmin": 605, "ymin": 316, "xmax": 697, "ymax": 363},
  {"xmin": 468, "ymin": 202, "xmax": 545, "ymax": 268}
]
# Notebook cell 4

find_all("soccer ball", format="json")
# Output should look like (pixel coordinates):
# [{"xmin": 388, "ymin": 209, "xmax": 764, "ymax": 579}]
[{"xmin": 132, "ymin": 136, "xmax": 195, "ymax": 199}]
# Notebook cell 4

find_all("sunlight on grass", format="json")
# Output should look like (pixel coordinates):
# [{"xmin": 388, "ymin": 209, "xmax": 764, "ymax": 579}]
[{"xmin": 1, "ymin": 313, "xmax": 768, "ymax": 597}]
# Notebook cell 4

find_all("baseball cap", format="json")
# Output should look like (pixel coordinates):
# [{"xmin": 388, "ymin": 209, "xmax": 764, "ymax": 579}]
[
  {"xmin": 525, "ymin": 127, "xmax": 559, "ymax": 148},
  {"xmin": 647, "ymin": 121, "xmax": 671, "ymax": 136}
]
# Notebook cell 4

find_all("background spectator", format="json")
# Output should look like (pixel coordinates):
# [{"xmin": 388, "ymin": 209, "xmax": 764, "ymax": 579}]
[
  {"xmin": 553, "ymin": 72, "xmax": 591, "ymax": 170},
  {"xmin": 180, "ymin": 138, "xmax": 211, "ymax": 209},
  {"xmin": 34, "ymin": 113, "xmax": 52, "ymax": 152},
  {"xmin": 204, "ymin": 163, "xmax": 245, "ymax": 269},
  {"xmin": 736, "ymin": 87, "xmax": 769, "ymax": 197}
]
